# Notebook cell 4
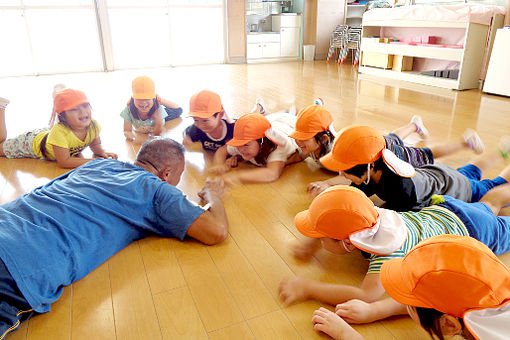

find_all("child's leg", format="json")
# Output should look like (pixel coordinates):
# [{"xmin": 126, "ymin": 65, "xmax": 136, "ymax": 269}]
[
  {"xmin": 479, "ymin": 182, "xmax": 510, "ymax": 215},
  {"xmin": 0, "ymin": 97, "xmax": 10, "ymax": 155},
  {"xmin": 428, "ymin": 129, "xmax": 486, "ymax": 158},
  {"xmin": 392, "ymin": 115, "xmax": 428, "ymax": 140}
]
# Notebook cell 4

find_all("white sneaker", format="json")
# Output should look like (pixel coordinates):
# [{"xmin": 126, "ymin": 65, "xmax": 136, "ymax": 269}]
[
  {"xmin": 314, "ymin": 97, "xmax": 324, "ymax": 106},
  {"xmin": 251, "ymin": 97, "xmax": 266, "ymax": 115},
  {"xmin": 463, "ymin": 129, "xmax": 485, "ymax": 154},
  {"xmin": 52, "ymin": 83, "xmax": 66, "ymax": 98},
  {"xmin": 410, "ymin": 115, "xmax": 429, "ymax": 139},
  {"xmin": 499, "ymin": 136, "xmax": 510, "ymax": 155},
  {"xmin": 0, "ymin": 97, "xmax": 9, "ymax": 108}
]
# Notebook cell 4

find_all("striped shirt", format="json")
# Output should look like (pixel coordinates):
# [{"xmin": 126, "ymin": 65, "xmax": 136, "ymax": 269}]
[{"xmin": 368, "ymin": 205, "xmax": 469, "ymax": 273}]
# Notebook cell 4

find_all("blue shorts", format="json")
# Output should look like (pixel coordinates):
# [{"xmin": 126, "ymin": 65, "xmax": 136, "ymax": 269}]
[
  {"xmin": 457, "ymin": 164, "xmax": 507, "ymax": 202},
  {"xmin": 0, "ymin": 258, "xmax": 34, "ymax": 339},
  {"xmin": 164, "ymin": 107, "xmax": 182, "ymax": 121},
  {"xmin": 440, "ymin": 196, "xmax": 510, "ymax": 255}
]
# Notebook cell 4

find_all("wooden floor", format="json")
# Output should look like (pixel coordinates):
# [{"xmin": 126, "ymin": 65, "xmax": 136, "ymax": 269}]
[{"xmin": 1, "ymin": 61, "xmax": 510, "ymax": 340}]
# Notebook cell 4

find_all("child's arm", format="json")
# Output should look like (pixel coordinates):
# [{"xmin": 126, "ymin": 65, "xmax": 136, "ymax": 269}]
[
  {"xmin": 335, "ymin": 298, "xmax": 407, "ymax": 324},
  {"xmin": 312, "ymin": 307, "xmax": 365, "ymax": 340},
  {"xmin": 123, "ymin": 121, "xmax": 135, "ymax": 141},
  {"xmin": 222, "ymin": 160, "xmax": 285, "ymax": 186},
  {"xmin": 89, "ymin": 137, "xmax": 118, "ymax": 159},
  {"xmin": 278, "ymin": 273, "xmax": 385, "ymax": 306},
  {"xmin": 308, "ymin": 174, "xmax": 351, "ymax": 198},
  {"xmin": 53, "ymin": 146, "xmax": 94, "ymax": 169},
  {"xmin": 209, "ymin": 145, "xmax": 232, "ymax": 175},
  {"xmin": 152, "ymin": 116, "xmax": 164, "ymax": 136}
]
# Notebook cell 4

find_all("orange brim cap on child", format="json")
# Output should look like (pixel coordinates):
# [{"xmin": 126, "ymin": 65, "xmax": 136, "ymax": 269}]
[
  {"xmin": 295, "ymin": 185, "xmax": 407, "ymax": 255},
  {"xmin": 320, "ymin": 125, "xmax": 386, "ymax": 171},
  {"xmin": 381, "ymin": 235, "xmax": 510, "ymax": 336},
  {"xmin": 132, "ymin": 76, "xmax": 156, "ymax": 100},
  {"xmin": 289, "ymin": 105, "xmax": 334, "ymax": 140},
  {"xmin": 227, "ymin": 113, "xmax": 271, "ymax": 147},
  {"xmin": 188, "ymin": 90, "xmax": 223, "ymax": 118},
  {"xmin": 53, "ymin": 89, "xmax": 89, "ymax": 114},
  {"xmin": 295, "ymin": 186, "xmax": 379, "ymax": 240}
]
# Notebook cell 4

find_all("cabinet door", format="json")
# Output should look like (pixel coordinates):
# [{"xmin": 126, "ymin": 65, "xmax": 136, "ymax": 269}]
[
  {"xmin": 280, "ymin": 27, "xmax": 300, "ymax": 57},
  {"xmin": 247, "ymin": 43, "xmax": 263, "ymax": 59},
  {"xmin": 262, "ymin": 42, "xmax": 281, "ymax": 58}
]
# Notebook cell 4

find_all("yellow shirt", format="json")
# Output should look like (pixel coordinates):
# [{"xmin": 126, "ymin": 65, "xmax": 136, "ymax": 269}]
[{"xmin": 32, "ymin": 120, "xmax": 102, "ymax": 160}]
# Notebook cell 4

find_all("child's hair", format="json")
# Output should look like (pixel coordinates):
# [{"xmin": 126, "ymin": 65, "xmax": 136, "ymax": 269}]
[
  {"xmin": 314, "ymin": 130, "xmax": 335, "ymax": 158},
  {"xmin": 39, "ymin": 111, "xmax": 99, "ymax": 159},
  {"xmin": 254, "ymin": 137, "xmax": 277, "ymax": 166},
  {"xmin": 343, "ymin": 156, "xmax": 385, "ymax": 177},
  {"xmin": 415, "ymin": 307, "xmax": 463, "ymax": 340},
  {"xmin": 129, "ymin": 98, "xmax": 159, "ymax": 120}
]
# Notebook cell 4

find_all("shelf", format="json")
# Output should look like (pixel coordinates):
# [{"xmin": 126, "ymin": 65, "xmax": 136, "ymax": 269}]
[
  {"xmin": 360, "ymin": 41, "xmax": 463, "ymax": 61},
  {"xmin": 358, "ymin": 66, "xmax": 459, "ymax": 89},
  {"xmin": 362, "ymin": 19, "xmax": 469, "ymax": 29}
]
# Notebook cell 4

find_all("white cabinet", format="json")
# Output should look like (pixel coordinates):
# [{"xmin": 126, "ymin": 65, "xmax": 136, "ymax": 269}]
[
  {"xmin": 359, "ymin": 19, "xmax": 490, "ymax": 90},
  {"xmin": 272, "ymin": 14, "xmax": 301, "ymax": 58},
  {"xmin": 483, "ymin": 29, "xmax": 510, "ymax": 97},
  {"xmin": 247, "ymin": 33, "xmax": 281, "ymax": 59},
  {"xmin": 280, "ymin": 26, "xmax": 300, "ymax": 57}
]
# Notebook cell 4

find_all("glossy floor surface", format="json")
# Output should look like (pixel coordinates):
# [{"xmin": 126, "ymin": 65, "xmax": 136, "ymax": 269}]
[{"xmin": 0, "ymin": 61, "xmax": 509, "ymax": 340}]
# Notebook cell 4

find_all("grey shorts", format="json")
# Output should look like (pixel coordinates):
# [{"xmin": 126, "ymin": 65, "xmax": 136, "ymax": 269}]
[{"xmin": 2, "ymin": 129, "xmax": 47, "ymax": 159}]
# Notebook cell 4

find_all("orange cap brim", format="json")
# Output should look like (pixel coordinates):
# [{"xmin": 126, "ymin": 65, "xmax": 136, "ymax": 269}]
[
  {"xmin": 187, "ymin": 111, "xmax": 217, "ymax": 119},
  {"xmin": 226, "ymin": 138, "xmax": 253, "ymax": 147},
  {"xmin": 289, "ymin": 130, "xmax": 316, "ymax": 141},
  {"xmin": 380, "ymin": 258, "xmax": 432, "ymax": 309},
  {"xmin": 294, "ymin": 210, "xmax": 325, "ymax": 238},
  {"xmin": 319, "ymin": 153, "xmax": 358, "ymax": 172},
  {"xmin": 132, "ymin": 93, "xmax": 156, "ymax": 100}
]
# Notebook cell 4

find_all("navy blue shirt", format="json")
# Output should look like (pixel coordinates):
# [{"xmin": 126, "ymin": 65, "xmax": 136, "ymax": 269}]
[{"xmin": 185, "ymin": 119, "xmax": 235, "ymax": 151}]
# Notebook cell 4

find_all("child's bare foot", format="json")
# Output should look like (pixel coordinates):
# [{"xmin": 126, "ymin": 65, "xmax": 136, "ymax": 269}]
[
  {"xmin": 278, "ymin": 277, "xmax": 309, "ymax": 306},
  {"xmin": 312, "ymin": 307, "xmax": 364, "ymax": 340},
  {"xmin": 292, "ymin": 238, "xmax": 321, "ymax": 262}
]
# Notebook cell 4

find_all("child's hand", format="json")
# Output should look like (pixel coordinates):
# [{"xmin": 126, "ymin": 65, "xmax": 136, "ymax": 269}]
[
  {"xmin": 313, "ymin": 307, "xmax": 363, "ymax": 340},
  {"xmin": 103, "ymin": 152, "xmax": 118, "ymax": 159},
  {"xmin": 124, "ymin": 131, "xmax": 135, "ymax": 141},
  {"xmin": 225, "ymin": 156, "xmax": 239, "ymax": 168},
  {"xmin": 307, "ymin": 181, "xmax": 330, "ymax": 199},
  {"xmin": 278, "ymin": 277, "xmax": 309, "ymax": 306},
  {"xmin": 335, "ymin": 299, "xmax": 375, "ymax": 324},
  {"xmin": 292, "ymin": 238, "xmax": 322, "ymax": 262}
]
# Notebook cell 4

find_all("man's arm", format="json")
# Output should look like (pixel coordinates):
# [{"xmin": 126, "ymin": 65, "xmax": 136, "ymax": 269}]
[{"xmin": 186, "ymin": 178, "xmax": 228, "ymax": 245}]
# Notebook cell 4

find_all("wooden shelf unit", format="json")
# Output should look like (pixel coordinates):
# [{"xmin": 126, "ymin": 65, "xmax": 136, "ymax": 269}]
[{"xmin": 359, "ymin": 19, "xmax": 489, "ymax": 90}]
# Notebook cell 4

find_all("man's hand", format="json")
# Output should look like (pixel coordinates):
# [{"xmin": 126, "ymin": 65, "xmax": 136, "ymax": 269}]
[{"xmin": 198, "ymin": 178, "xmax": 226, "ymax": 206}]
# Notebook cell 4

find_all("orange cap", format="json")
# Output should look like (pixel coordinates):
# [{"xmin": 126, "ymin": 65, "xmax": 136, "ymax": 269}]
[
  {"xmin": 189, "ymin": 90, "xmax": 223, "ymax": 118},
  {"xmin": 132, "ymin": 76, "xmax": 156, "ymax": 100},
  {"xmin": 320, "ymin": 125, "xmax": 386, "ymax": 171},
  {"xmin": 381, "ymin": 235, "xmax": 510, "ymax": 318},
  {"xmin": 295, "ymin": 185, "xmax": 379, "ymax": 240},
  {"xmin": 227, "ymin": 113, "xmax": 271, "ymax": 147},
  {"xmin": 53, "ymin": 89, "xmax": 89, "ymax": 114},
  {"xmin": 289, "ymin": 105, "xmax": 334, "ymax": 140}
]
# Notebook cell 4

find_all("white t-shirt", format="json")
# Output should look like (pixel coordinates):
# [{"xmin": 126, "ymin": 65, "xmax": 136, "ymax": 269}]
[{"xmin": 227, "ymin": 112, "xmax": 299, "ymax": 166}]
